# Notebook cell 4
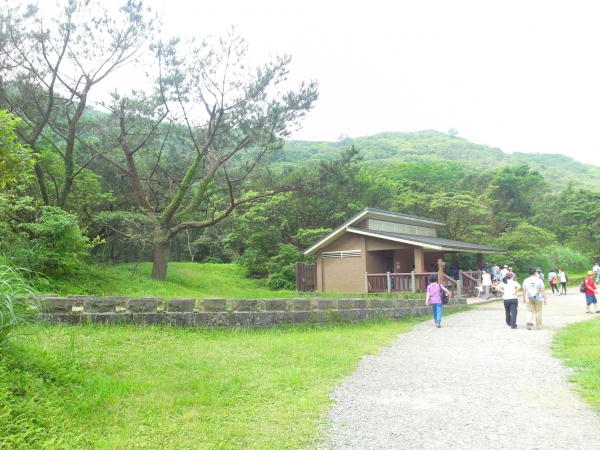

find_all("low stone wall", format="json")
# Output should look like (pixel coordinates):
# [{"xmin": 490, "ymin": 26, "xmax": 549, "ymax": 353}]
[{"xmin": 39, "ymin": 295, "xmax": 468, "ymax": 327}]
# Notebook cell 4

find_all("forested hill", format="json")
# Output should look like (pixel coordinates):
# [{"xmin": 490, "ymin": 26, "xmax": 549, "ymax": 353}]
[{"xmin": 279, "ymin": 130, "xmax": 600, "ymax": 190}]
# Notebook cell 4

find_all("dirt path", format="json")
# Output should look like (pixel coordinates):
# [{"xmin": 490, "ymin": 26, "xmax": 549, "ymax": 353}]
[{"xmin": 319, "ymin": 288, "xmax": 600, "ymax": 449}]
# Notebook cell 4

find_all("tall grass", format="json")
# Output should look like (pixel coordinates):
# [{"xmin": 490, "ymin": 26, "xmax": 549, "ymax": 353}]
[{"xmin": 0, "ymin": 261, "xmax": 40, "ymax": 344}]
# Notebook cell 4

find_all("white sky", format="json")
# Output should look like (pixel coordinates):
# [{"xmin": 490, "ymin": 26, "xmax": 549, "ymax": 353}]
[{"xmin": 55, "ymin": 0, "xmax": 600, "ymax": 164}]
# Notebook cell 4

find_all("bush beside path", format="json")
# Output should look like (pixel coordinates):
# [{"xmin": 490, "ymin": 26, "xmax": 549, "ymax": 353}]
[{"xmin": 319, "ymin": 288, "xmax": 600, "ymax": 449}]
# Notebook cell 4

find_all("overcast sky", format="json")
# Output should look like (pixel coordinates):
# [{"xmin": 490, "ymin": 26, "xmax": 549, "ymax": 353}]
[{"xmin": 78, "ymin": 1, "xmax": 600, "ymax": 164}]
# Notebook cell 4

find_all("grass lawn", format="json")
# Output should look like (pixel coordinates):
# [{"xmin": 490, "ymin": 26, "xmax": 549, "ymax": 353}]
[
  {"xmin": 39, "ymin": 262, "xmax": 296, "ymax": 299},
  {"xmin": 38, "ymin": 262, "xmax": 424, "ymax": 300},
  {"xmin": 553, "ymin": 317, "xmax": 600, "ymax": 412},
  {"xmin": 1, "ymin": 316, "xmax": 432, "ymax": 449}
]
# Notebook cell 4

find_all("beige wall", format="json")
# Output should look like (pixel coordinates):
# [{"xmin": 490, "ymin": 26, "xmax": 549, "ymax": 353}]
[{"xmin": 317, "ymin": 232, "xmax": 366, "ymax": 293}]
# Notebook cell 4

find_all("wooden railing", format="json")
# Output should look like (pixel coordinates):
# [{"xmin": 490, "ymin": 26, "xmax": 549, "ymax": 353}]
[
  {"xmin": 367, "ymin": 272, "xmax": 446, "ymax": 293},
  {"xmin": 461, "ymin": 272, "xmax": 479, "ymax": 297}
]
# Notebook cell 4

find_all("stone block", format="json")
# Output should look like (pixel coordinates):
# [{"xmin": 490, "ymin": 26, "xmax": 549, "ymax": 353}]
[
  {"xmin": 203, "ymin": 312, "xmax": 230, "ymax": 327},
  {"xmin": 84, "ymin": 297, "xmax": 119, "ymax": 313},
  {"xmin": 230, "ymin": 312, "xmax": 253, "ymax": 327},
  {"xmin": 132, "ymin": 313, "xmax": 165, "ymax": 325},
  {"xmin": 167, "ymin": 313, "xmax": 195, "ymax": 327},
  {"xmin": 67, "ymin": 295, "xmax": 93, "ymax": 308},
  {"xmin": 395, "ymin": 300, "xmax": 407, "ymax": 308},
  {"xmin": 105, "ymin": 296, "xmax": 131, "ymax": 308},
  {"xmin": 317, "ymin": 299, "xmax": 334, "ymax": 311},
  {"xmin": 166, "ymin": 298, "xmax": 195, "ymax": 313},
  {"xmin": 292, "ymin": 311, "xmax": 313, "ymax": 324},
  {"xmin": 253, "ymin": 312, "xmax": 273, "ymax": 326},
  {"xmin": 354, "ymin": 299, "xmax": 367, "ymax": 309},
  {"xmin": 128, "ymin": 298, "xmax": 160, "ymax": 313},
  {"xmin": 415, "ymin": 299, "xmax": 426, "ymax": 307},
  {"xmin": 292, "ymin": 299, "xmax": 311, "ymax": 311},
  {"xmin": 41, "ymin": 297, "xmax": 72, "ymax": 314},
  {"xmin": 311, "ymin": 311, "xmax": 326, "ymax": 323},
  {"xmin": 355, "ymin": 309, "xmax": 368, "ymax": 321},
  {"xmin": 381, "ymin": 300, "xmax": 393, "ymax": 309},
  {"xmin": 264, "ymin": 299, "xmax": 287, "ymax": 311},
  {"xmin": 232, "ymin": 300, "xmax": 257, "ymax": 312},
  {"xmin": 337, "ymin": 300, "xmax": 355, "ymax": 310},
  {"xmin": 368, "ymin": 299, "xmax": 382, "ymax": 309},
  {"xmin": 339, "ymin": 309, "xmax": 357, "ymax": 321},
  {"xmin": 204, "ymin": 298, "xmax": 227, "ymax": 312},
  {"xmin": 272, "ymin": 311, "xmax": 292, "ymax": 324}
]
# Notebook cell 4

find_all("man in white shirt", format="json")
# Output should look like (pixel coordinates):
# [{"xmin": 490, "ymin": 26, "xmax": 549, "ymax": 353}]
[
  {"xmin": 522, "ymin": 268, "xmax": 547, "ymax": 330},
  {"xmin": 593, "ymin": 262, "xmax": 600, "ymax": 283}
]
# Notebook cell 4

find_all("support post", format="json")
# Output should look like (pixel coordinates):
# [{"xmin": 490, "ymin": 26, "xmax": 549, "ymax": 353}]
[
  {"xmin": 457, "ymin": 279, "xmax": 463, "ymax": 299},
  {"xmin": 365, "ymin": 272, "xmax": 369, "ymax": 294},
  {"xmin": 387, "ymin": 272, "xmax": 391, "ymax": 293},
  {"xmin": 411, "ymin": 271, "xmax": 416, "ymax": 294},
  {"xmin": 437, "ymin": 258, "xmax": 446, "ymax": 287}
]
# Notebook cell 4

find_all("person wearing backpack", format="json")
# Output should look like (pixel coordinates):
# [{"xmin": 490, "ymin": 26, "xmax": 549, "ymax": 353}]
[
  {"xmin": 496, "ymin": 272, "xmax": 521, "ymax": 329},
  {"xmin": 522, "ymin": 268, "xmax": 547, "ymax": 330},
  {"xmin": 583, "ymin": 270, "xmax": 600, "ymax": 314},
  {"xmin": 425, "ymin": 274, "xmax": 451, "ymax": 328}
]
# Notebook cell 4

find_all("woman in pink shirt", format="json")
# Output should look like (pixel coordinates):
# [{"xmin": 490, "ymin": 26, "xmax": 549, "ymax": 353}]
[{"xmin": 425, "ymin": 274, "xmax": 452, "ymax": 328}]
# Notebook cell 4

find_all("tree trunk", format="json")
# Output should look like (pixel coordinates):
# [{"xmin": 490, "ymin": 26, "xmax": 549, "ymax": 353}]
[{"xmin": 151, "ymin": 238, "xmax": 170, "ymax": 281}]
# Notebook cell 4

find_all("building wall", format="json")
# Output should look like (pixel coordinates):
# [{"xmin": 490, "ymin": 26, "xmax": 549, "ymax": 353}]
[
  {"xmin": 394, "ymin": 248, "xmax": 415, "ymax": 273},
  {"xmin": 424, "ymin": 251, "xmax": 445, "ymax": 272},
  {"xmin": 318, "ymin": 233, "xmax": 366, "ymax": 293}
]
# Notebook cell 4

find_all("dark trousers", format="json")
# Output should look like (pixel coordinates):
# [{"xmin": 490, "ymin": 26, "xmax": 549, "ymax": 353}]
[
  {"xmin": 550, "ymin": 283, "xmax": 559, "ymax": 294},
  {"xmin": 504, "ymin": 298, "xmax": 518, "ymax": 328}
]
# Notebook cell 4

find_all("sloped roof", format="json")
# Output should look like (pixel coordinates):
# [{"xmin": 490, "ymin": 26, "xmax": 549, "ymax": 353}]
[
  {"xmin": 303, "ymin": 208, "xmax": 506, "ymax": 255},
  {"xmin": 346, "ymin": 228, "xmax": 506, "ymax": 253}
]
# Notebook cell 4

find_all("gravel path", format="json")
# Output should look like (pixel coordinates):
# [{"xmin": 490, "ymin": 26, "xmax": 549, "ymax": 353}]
[{"xmin": 319, "ymin": 289, "xmax": 600, "ymax": 449}]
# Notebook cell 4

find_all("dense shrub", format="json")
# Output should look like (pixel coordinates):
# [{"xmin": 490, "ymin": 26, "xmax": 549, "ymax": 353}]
[{"xmin": 25, "ymin": 207, "xmax": 91, "ymax": 276}]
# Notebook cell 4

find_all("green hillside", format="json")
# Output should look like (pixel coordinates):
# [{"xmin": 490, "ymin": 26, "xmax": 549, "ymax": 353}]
[{"xmin": 280, "ymin": 130, "xmax": 600, "ymax": 189}]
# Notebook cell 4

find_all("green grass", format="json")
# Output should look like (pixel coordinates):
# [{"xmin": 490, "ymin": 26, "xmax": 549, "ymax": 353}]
[
  {"xmin": 38, "ymin": 262, "xmax": 296, "ymax": 299},
  {"xmin": 36, "ymin": 262, "xmax": 425, "ymax": 300},
  {"xmin": 0, "ymin": 317, "xmax": 430, "ymax": 449},
  {"xmin": 553, "ymin": 317, "xmax": 600, "ymax": 412}
]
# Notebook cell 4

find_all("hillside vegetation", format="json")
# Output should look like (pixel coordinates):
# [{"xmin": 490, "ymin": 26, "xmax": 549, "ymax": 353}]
[{"xmin": 280, "ymin": 130, "xmax": 600, "ymax": 189}]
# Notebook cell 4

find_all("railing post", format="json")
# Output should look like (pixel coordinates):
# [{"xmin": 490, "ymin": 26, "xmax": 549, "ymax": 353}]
[
  {"xmin": 387, "ymin": 272, "xmax": 391, "ymax": 293},
  {"xmin": 411, "ymin": 271, "xmax": 416, "ymax": 293},
  {"xmin": 457, "ymin": 279, "xmax": 463, "ymax": 299},
  {"xmin": 365, "ymin": 272, "xmax": 369, "ymax": 293}
]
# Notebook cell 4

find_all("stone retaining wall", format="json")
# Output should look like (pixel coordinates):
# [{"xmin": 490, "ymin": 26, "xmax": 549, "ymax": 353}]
[{"xmin": 39, "ymin": 295, "xmax": 468, "ymax": 327}]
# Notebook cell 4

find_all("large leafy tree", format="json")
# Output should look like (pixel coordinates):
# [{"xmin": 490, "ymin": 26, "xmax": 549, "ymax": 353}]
[{"xmin": 93, "ymin": 33, "xmax": 355, "ymax": 280}]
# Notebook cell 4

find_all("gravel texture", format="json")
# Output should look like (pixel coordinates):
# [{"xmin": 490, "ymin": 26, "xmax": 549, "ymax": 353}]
[{"xmin": 319, "ymin": 290, "xmax": 600, "ymax": 449}]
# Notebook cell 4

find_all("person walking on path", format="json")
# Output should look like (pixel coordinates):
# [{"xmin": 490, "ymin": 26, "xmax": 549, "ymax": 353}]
[
  {"xmin": 481, "ymin": 269, "xmax": 492, "ymax": 299},
  {"xmin": 425, "ymin": 274, "xmax": 451, "ymax": 328},
  {"xmin": 523, "ymin": 268, "xmax": 547, "ymax": 330},
  {"xmin": 548, "ymin": 268, "xmax": 560, "ymax": 294},
  {"xmin": 497, "ymin": 272, "xmax": 521, "ymax": 328},
  {"xmin": 593, "ymin": 262, "xmax": 600, "ymax": 283},
  {"xmin": 583, "ymin": 270, "xmax": 600, "ymax": 314},
  {"xmin": 558, "ymin": 268, "xmax": 568, "ymax": 295}
]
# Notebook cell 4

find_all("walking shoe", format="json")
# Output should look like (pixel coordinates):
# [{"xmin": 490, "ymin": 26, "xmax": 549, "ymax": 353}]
[
  {"xmin": 586, "ymin": 311, "xmax": 593, "ymax": 314},
  {"xmin": 527, "ymin": 323, "xmax": 532, "ymax": 330},
  {"xmin": 511, "ymin": 325, "xmax": 517, "ymax": 329},
  {"xmin": 435, "ymin": 323, "xmax": 441, "ymax": 328},
  {"xmin": 596, "ymin": 311, "xmax": 600, "ymax": 314}
]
